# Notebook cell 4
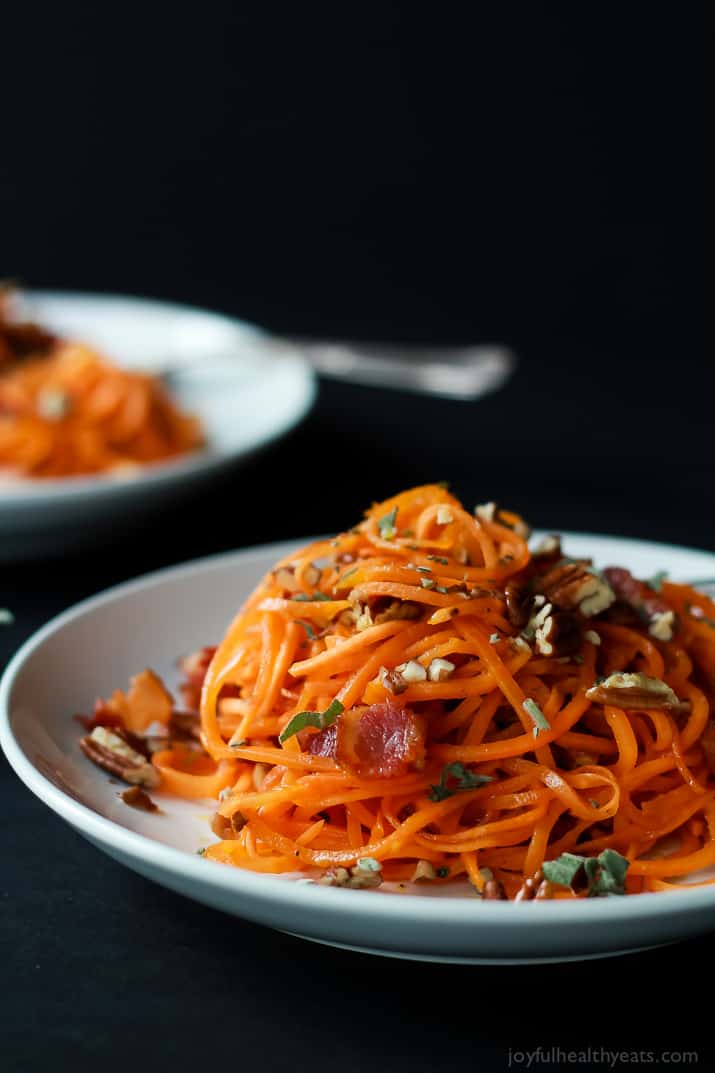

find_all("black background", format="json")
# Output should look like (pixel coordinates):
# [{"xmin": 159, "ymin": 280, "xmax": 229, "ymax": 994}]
[{"xmin": 2, "ymin": 5, "xmax": 714, "ymax": 1071}]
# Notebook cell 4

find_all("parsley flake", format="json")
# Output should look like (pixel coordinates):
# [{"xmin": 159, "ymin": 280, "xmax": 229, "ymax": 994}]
[
  {"xmin": 295, "ymin": 619, "xmax": 318, "ymax": 640},
  {"xmin": 428, "ymin": 555, "xmax": 449, "ymax": 565}
]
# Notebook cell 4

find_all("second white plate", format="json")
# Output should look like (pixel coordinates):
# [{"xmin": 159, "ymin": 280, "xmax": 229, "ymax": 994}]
[{"xmin": 0, "ymin": 292, "xmax": 315, "ymax": 559}]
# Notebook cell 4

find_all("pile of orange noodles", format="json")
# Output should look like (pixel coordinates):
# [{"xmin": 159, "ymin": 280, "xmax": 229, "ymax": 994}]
[
  {"xmin": 0, "ymin": 292, "xmax": 202, "ymax": 478},
  {"xmin": 89, "ymin": 484, "xmax": 715, "ymax": 899}
]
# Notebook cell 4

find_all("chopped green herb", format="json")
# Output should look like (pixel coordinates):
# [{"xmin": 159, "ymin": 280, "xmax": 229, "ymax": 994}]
[
  {"xmin": 295, "ymin": 619, "xmax": 318, "ymax": 640},
  {"xmin": 523, "ymin": 698, "xmax": 550, "ymax": 734},
  {"xmin": 436, "ymin": 866, "xmax": 450, "ymax": 878},
  {"xmin": 229, "ymin": 739, "xmax": 247, "ymax": 748},
  {"xmin": 645, "ymin": 570, "xmax": 668, "ymax": 592},
  {"xmin": 420, "ymin": 577, "xmax": 436, "ymax": 590},
  {"xmin": 291, "ymin": 591, "xmax": 331, "ymax": 602},
  {"xmin": 417, "ymin": 566, "xmax": 432, "ymax": 574},
  {"xmin": 428, "ymin": 555, "xmax": 449, "ymax": 565},
  {"xmin": 435, "ymin": 586, "xmax": 449, "ymax": 594},
  {"xmin": 279, "ymin": 699, "xmax": 344, "ymax": 743},
  {"xmin": 541, "ymin": 852, "xmax": 584, "ymax": 888},
  {"xmin": 542, "ymin": 848, "xmax": 629, "ymax": 897},
  {"xmin": 428, "ymin": 762, "xmax": 493, "ymax": 802},
  {"xmin": 196, "ymin": 847, "xmax": 206, "ymax": 856},
  {"xmin": 378, "ymin": 507, "xmax": 398, "ymax": 540},
  {"xmin": 489, "ymin": 633, "xmax": 501, "ymax": 644}
]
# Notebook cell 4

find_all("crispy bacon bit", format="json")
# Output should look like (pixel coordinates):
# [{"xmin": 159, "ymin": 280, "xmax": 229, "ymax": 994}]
[
  {"xmin": 179, "ymin": 646, "xmax": 217, "ymax": 687},
  {"xmin": 603, "ymin": 566, "xmax": 672, "ymax": 631},
  {"xmin": 304, "ymin": 723, "xmax": 338, "ymax": 758},
  {"xmin": 121, "ymin": 786, "xmax": 159, "ymax": 812},
  {"xmin": 75, "ymin": 700, "xmax": 124, "ymax": 733},
  {"xmin": 336, "ymin": 702, "xmax": 427, "ymax": 778}
]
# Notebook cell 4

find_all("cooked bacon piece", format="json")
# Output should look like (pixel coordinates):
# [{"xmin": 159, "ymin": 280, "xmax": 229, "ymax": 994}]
[
  {"xmin": 304, "ymin": 723, "xmax": 338, "ymax": 758},
  {"xmin": 75, "ymin": 700, "xmax": 124, "ymax": 732},
  {"xmin": 603, "ymin": 567, "xmax": 669, "ymax": 622},
  {"xmin": 179, "ymin": 646, "xmax": 217, "ymax": 686},
  {"xmin": 336, "ymin": 702, "xmax": 426, "ymax": 778}
]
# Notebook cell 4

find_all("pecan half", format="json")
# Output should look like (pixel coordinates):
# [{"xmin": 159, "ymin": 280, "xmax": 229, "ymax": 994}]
[
  {"xmin": 514, "ymin": 868, "xmax": 553, "ymax": 901},
  {"xmin": 540, "ymin": 562, "xmax": 615, "ymax": 618},
  {"xmin": 79, "ymin": 726, "xmax": 159, "ymax": 787},
  {"xmin": 585, "ymin": 672, "xmax": 689, "ymax": 714}
]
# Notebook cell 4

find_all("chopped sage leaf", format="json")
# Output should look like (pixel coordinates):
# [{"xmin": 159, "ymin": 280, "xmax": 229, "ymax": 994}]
[
  {"xmin": 645, "ymin": 570, "xmax": 668, "ymax": 592},
  {"xmin": 279, "ymin": 699, "xmax": 345, "ymax": 743},
  {"xmin": 378, "ymin": 507, "xmax": 398, "ymax": 540},
  {"xmin": 428, "ymin": 762, "xmax": 493, "ymax": 802},
  {"xmin": 542, "ymin": 848, "xmax": 629, "ymax": 897},
  {"xmin": 523, "ymin": 698, "xmax": 550, "ymax": 733}
]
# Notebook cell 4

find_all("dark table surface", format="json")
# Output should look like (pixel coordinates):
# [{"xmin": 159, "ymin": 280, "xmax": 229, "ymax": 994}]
[{"xmin": 2, "ymin": 349, "xmax": 714, "ymax": 1072}]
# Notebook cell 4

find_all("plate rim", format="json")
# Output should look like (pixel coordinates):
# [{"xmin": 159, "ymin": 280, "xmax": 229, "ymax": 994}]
[
  {"xmin": 0, "ymin": 289, "xmax": 316, "ymax": 506},
  {"xmin": 3, "ymin": 530, "xmax": 715, "ymax": 931}
]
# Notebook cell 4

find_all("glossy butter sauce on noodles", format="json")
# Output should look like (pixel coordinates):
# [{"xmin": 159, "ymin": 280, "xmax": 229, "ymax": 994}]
[{"xmin": 80, "ymin": 485, "xmax": 715, "ymax": 899}]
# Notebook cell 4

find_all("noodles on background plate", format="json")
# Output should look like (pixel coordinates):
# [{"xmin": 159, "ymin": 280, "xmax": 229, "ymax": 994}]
[
  {"xmin": 77, "ymin": 484, "xmax": 715, "ymax": 900},
  {"xmin": 0, "ymin": 288, "xmax": 202, "ymax": 478}
]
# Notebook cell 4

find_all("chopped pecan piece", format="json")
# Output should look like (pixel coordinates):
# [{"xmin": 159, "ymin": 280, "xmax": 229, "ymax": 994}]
[
  {"xmin": 379, "ymin": 666, "xmax": 408, "ymax": 695},
  {"xmin": 504, "ymin": 580, "xmax": 532, "ymax": 629},
  {"xmin": 79, "ymin": 726, "xmax": 160, "ymax": 787},
  {"xmin": 317, "ymin": 859, "xmax": 383, "ymax": 889},
  {"xmin": 540, "ymin": 562, "xmax": 615, "ymax": 618},
  {"xmin": 531, "ymin": 535, "xmax": 562, "ymax": 562},
  {"xmin": 210, "ymin": 810, "xmax": 246, "ymax": 839},
  {"xmin": 169, "ymin": 709, "xmax": 202, "ymax": 741},
  {"xmin": 585, "ymin": 672, "xmax": 689, "ymax": 714},
  {"xmin": 482, "ymin": 876, "xmax": 507, "ymax": 900},
  {"xmin": 534, "ymin": 609, "xmax": 582, "ymax": 657},
  {"xmin": 120, "ymin": 786, "xmax": 159, "ymax": 812},
  {"xmin": 374, "ymin": 599, "xmax": 422, "ymax": 624}
]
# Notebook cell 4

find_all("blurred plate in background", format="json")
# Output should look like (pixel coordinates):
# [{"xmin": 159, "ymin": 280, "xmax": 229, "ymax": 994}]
[{"xmin": 0, "ymin": 292, "xmax": 315, "ymax": 560}]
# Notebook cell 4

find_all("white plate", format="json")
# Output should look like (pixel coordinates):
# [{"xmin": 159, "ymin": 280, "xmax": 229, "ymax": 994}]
[
  {"xmin": 0, "ymin": 292, "xmax": 315, "ymax": 559},
  {"xmin": 2, "ymin": 532, "xmax": 715, "ymax": 963}
]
